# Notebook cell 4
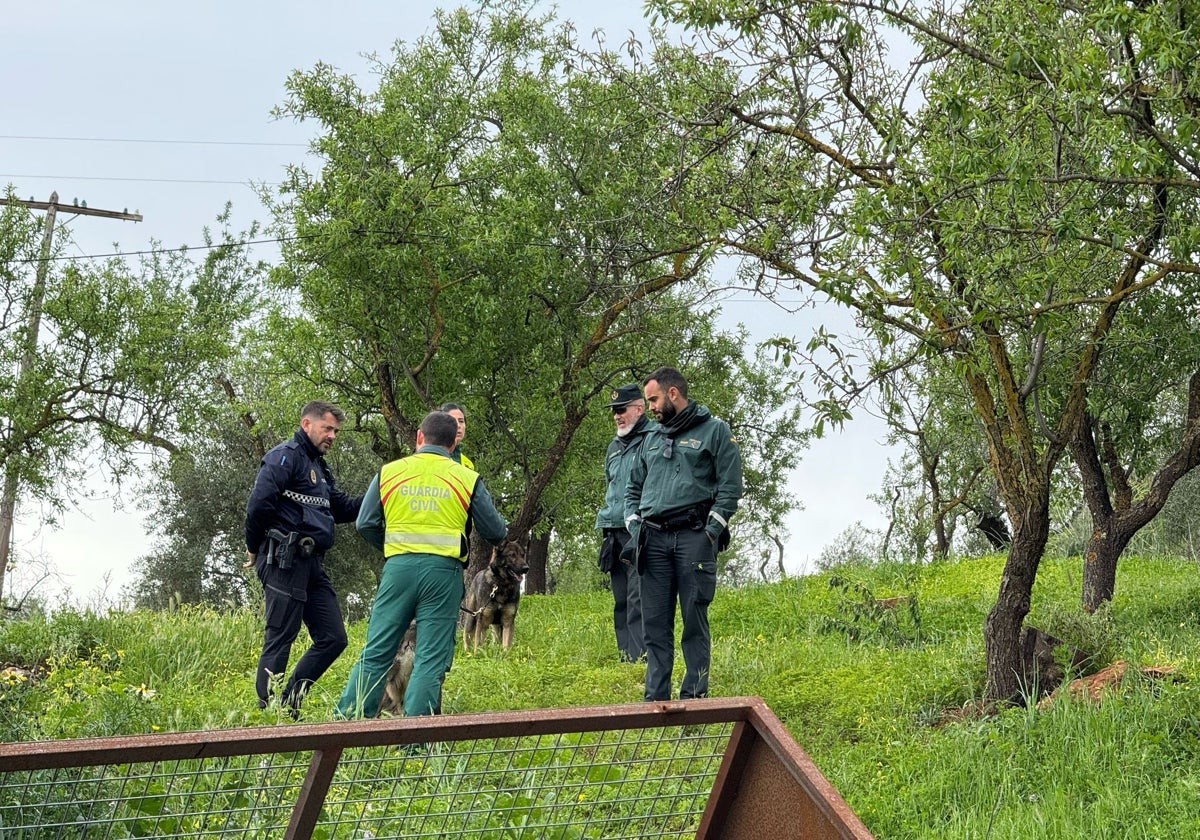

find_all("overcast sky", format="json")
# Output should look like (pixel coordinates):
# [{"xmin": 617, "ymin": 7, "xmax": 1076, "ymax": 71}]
[{"xmin": 4, "ymin": 1, "xmax": 896, "ymax": 604}]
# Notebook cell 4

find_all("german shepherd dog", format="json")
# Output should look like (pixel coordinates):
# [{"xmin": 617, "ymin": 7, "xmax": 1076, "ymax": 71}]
[
  {"xmin": 462, "ymin": 538, "xmax": 529, "ymax": 651},
  {"xmin": 378, "ymin": 538, "xmax": 528, "ymax": 715}
]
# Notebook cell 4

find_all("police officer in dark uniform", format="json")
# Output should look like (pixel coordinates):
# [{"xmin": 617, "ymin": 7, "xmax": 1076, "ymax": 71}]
[
  {"xmin": 595, "ymin": 383, "xmax": 656, "ymax": 662},
  {"xmin": 625, "ymin": 367, "xmax": 743, "ymax": 702},
  {"xmin": 245, "ymin": 400, "xmax": 362, "ymax": 714}
]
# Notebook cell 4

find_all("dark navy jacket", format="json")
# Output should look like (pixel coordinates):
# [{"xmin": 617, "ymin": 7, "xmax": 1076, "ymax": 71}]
[{"xmin": 244, "ymin": 429, "xmax": 361, "ymax": 555}]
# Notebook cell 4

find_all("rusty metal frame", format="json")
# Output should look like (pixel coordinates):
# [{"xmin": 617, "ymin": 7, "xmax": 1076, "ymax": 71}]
[{"xmin": 0, "ymin": 695, "xmax": 875, "ymax": 839}]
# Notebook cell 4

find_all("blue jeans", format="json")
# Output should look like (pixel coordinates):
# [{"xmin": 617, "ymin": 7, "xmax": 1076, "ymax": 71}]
[{"xmin": 638, "ymin": 527, "xmax": 717, "ymax": 701}]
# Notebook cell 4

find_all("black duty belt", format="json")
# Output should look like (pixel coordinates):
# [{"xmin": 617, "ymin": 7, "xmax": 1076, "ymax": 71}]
[{"xmin": 643, "ymin": 505, "xmax": 709, "ymax": 532}]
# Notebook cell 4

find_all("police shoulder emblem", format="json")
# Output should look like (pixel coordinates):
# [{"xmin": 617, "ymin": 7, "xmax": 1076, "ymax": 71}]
[{"xmin": 309, "ymin": 468, "xmax": 318, "ymax": 485}]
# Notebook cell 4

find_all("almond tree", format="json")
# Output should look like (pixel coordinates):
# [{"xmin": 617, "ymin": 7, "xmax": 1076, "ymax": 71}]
[
  {"xmin": 266, "ymin": 0, "xmax": 800, "ymax": 587},
  {"xmin": 0, "ymin": 197, "xmax": 258, "ymax": 600},
  {"xmin": 874, "ymin": 358, "xmax": 1002, "ymax": 562},
  {"xmin": 648, "ymin": 0, "xmax": 1200, "ymax": 700}
]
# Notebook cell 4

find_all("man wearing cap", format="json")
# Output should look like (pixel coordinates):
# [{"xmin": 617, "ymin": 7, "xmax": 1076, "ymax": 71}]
[
  {"xmin": 624, "ymin": 367, "xmax": 743, "ymax": 701},
  {"xmin": 594, "ymin": 383, "xmax": 656, "ymax": 663}
]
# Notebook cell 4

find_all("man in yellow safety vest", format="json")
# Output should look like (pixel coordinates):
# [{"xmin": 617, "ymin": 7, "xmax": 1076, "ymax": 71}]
[{"xmin": 336, "ymin": 410, "xmax": 508, "ymax": 718}]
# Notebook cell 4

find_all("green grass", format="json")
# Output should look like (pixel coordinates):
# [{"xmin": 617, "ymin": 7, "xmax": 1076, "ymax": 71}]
[{"xmin": 3, "ymin": 552, "xmax": 1200, "ymax": 838}]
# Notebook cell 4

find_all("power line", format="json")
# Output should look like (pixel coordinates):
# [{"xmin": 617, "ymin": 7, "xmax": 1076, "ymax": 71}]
[
  {"xmin": 0, "ymin": 134, "xmax": 308, "ymax": 148},
  {"xmin": 1, "ymin": 173, "xmax": 277, "ymax": 186},
  {"xmin": 15, "ymin": 233, "xmax": 312, "ymax": 263},
  {"xmin": 9, "ymin": 225, "xmax": 809, "ymax": 306},
  {"xmin": 12, "ymin": 233, "xmax": 809, "ymax": 303}
]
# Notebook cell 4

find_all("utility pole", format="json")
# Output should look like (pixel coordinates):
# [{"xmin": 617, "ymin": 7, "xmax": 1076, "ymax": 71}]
[{"xmin": 0, "ymin": 192, "xmax": 142, "ymax": 601}]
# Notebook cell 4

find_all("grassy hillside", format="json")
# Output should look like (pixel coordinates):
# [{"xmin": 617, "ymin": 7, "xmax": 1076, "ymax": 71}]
[{"xmin": 3, "ymin": 553, "xmax": 1200, "ymax": 838}]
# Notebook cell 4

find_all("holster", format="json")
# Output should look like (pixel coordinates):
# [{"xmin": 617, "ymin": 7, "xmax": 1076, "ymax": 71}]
[{"xmin": 265, "ymin": 529, "xmax": 316, "ymax": 571}]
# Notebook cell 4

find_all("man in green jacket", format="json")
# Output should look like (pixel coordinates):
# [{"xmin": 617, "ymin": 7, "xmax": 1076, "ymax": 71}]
[
  {"xmin": 438, "ymin": 401, "xmax": 474, "ymax": 469},
  {"xmin": 625, "ymin": 367, "xmax": 743, "ymax": 701},
  {"xmin": 594, "ymin": 383, "xmax": 657, "ymax": 663},
  {"xmin": 335, "ymin": 411, "xmax": 508, "ymax": 719}
]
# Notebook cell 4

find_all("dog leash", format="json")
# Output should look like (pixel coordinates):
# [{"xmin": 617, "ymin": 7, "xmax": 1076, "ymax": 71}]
[{"xmin": 459, "ymin": 583, "xmax": 501, "ymax": 617}]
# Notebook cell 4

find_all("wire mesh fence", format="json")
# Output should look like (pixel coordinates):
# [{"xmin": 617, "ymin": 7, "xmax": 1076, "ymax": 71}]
[
  {"xmin": 323, "ymin": 726, "xmax": 731, "ymax": 839},
  {"xmin": 1, "ymin": 754, "xmax": 303, "ymax": 838},
  {"xmin": 0, "ymin": 697, "xmax": 875, "ymax": 840}
]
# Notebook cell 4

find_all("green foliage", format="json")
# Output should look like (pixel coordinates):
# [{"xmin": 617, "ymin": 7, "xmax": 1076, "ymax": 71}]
[
  {"xmin": 263, "ymin": 0, "xmax": 798, "ymax": 558},
  {"xmin": 114, "ymin": 0, "xmax": 810, "ymax": 610},
  {"xmin": 0, "ymin": 193, "xmax": 262, "ymax": 601},
  {"xmin": 871, "ymin": 355, "xmax": 1007, "ymax": 563},
  {"xmin": 820, "ymin": 570, "xmax": 922, "ymax": 646},
  {"xmin": 816, "ymin": 521, "xmax": 883, "ymax": 571},
  {"xmin": 647, "ymin": 0, "xmax": 1200, "ymax": 695},
  {"xmin": 1128, "ymin": 468, "xmax": 1200, "ymax": 561},
  {"xmin": 1028, "ymin": 600, "xmax": 1120, "ymax": 674},
  {"xmin": 544, "ymin": 530, "xmax": 607, "ymax": 594},
  {"xmin": 0, "ymin": 607, "xmax": 112, "ymax": 665}
]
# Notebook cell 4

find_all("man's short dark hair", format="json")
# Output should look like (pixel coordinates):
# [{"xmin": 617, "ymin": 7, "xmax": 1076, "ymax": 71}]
[
  {"xmin": 644, "ymin": 366, "xmax": 688, "ymax": 398},
  {"xmin": 438, "ymin": 402, "xmax": 465, "ymax": 414},
  {"xmin": 301, "ymin": 400, "xmax": 346, "ymax": 424},
  {"xmin": 421, "ymin": 411, "xmax": 459, "ymax": 448}
]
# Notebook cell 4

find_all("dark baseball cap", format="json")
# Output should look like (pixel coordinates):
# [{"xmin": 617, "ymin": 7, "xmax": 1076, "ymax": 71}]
[{"xmin": 605, "ymin": 383, "xmax": 642, "ymax": 407}]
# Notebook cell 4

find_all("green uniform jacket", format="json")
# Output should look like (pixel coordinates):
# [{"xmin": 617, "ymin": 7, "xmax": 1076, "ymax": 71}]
[
  {"xmin": 594, "ymin": 414, "xmax": 659, "ymax": 530},
  {"xmin": 624, "ymin": 401, "xmax": 744, "ymax": 541}
]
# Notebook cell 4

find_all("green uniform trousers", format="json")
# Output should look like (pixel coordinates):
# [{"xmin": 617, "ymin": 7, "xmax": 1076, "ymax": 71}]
[{"xmin": 336, "ymin": 552, "xmax": 464, "ymax": 719}]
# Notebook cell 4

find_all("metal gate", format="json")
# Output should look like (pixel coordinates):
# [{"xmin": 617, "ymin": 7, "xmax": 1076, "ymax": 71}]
[{"xmin": 0, "ymin": 696, "xmax": 875, "ymax": 839}]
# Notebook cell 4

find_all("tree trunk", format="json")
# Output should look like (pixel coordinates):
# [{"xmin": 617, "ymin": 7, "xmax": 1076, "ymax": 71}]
[
  {"xmin": 465, "ymin": 531, "xmax": 492, "ymax": 583},
  {"xmin": 983, "ymin": 498, "xmax": 1052, "ymax": 703},
  {"xmin": 1082, "ymin": 500, "xmax": 1188, "ymax": 611},
  {"xmin": 0, "ymin": 472, "xmax": 16, "ymax": 604},
  {"xmin": 1071, "ymin": 411, "xmax": 1118, "ymax": 611},
  {"xmin": 1072, "ymin": 381, "xmax": 1200, "ymax": 611},
  {"xmin": 524, "ymin": 532, "xmax": 549, "ymax": 594},
  {"xmin": 926, "ymin": 457, "xmax": 951, "ymax": 561},
  {"xmin": 1081, "ymin": 528, "xmax": 1123, "ymax": 612}
]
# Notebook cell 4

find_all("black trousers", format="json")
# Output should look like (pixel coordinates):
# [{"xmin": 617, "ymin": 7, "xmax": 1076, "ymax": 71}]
[
  {"xmin": 255, "ymin": 552, "xmax": 348, "ymax": 710},
  {"xmin": 639, "ymin": 526, "xmax": 717, "ymax": 701},
  {"xmin": 601, "ymin": 529, "xmax": 645, "ymax": 662}
]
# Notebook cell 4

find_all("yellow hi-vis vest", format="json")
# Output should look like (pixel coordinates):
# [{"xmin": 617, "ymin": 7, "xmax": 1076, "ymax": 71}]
[{"xmin": 380, "ymin": 452, "xmax": 478, "ymax": 559}]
